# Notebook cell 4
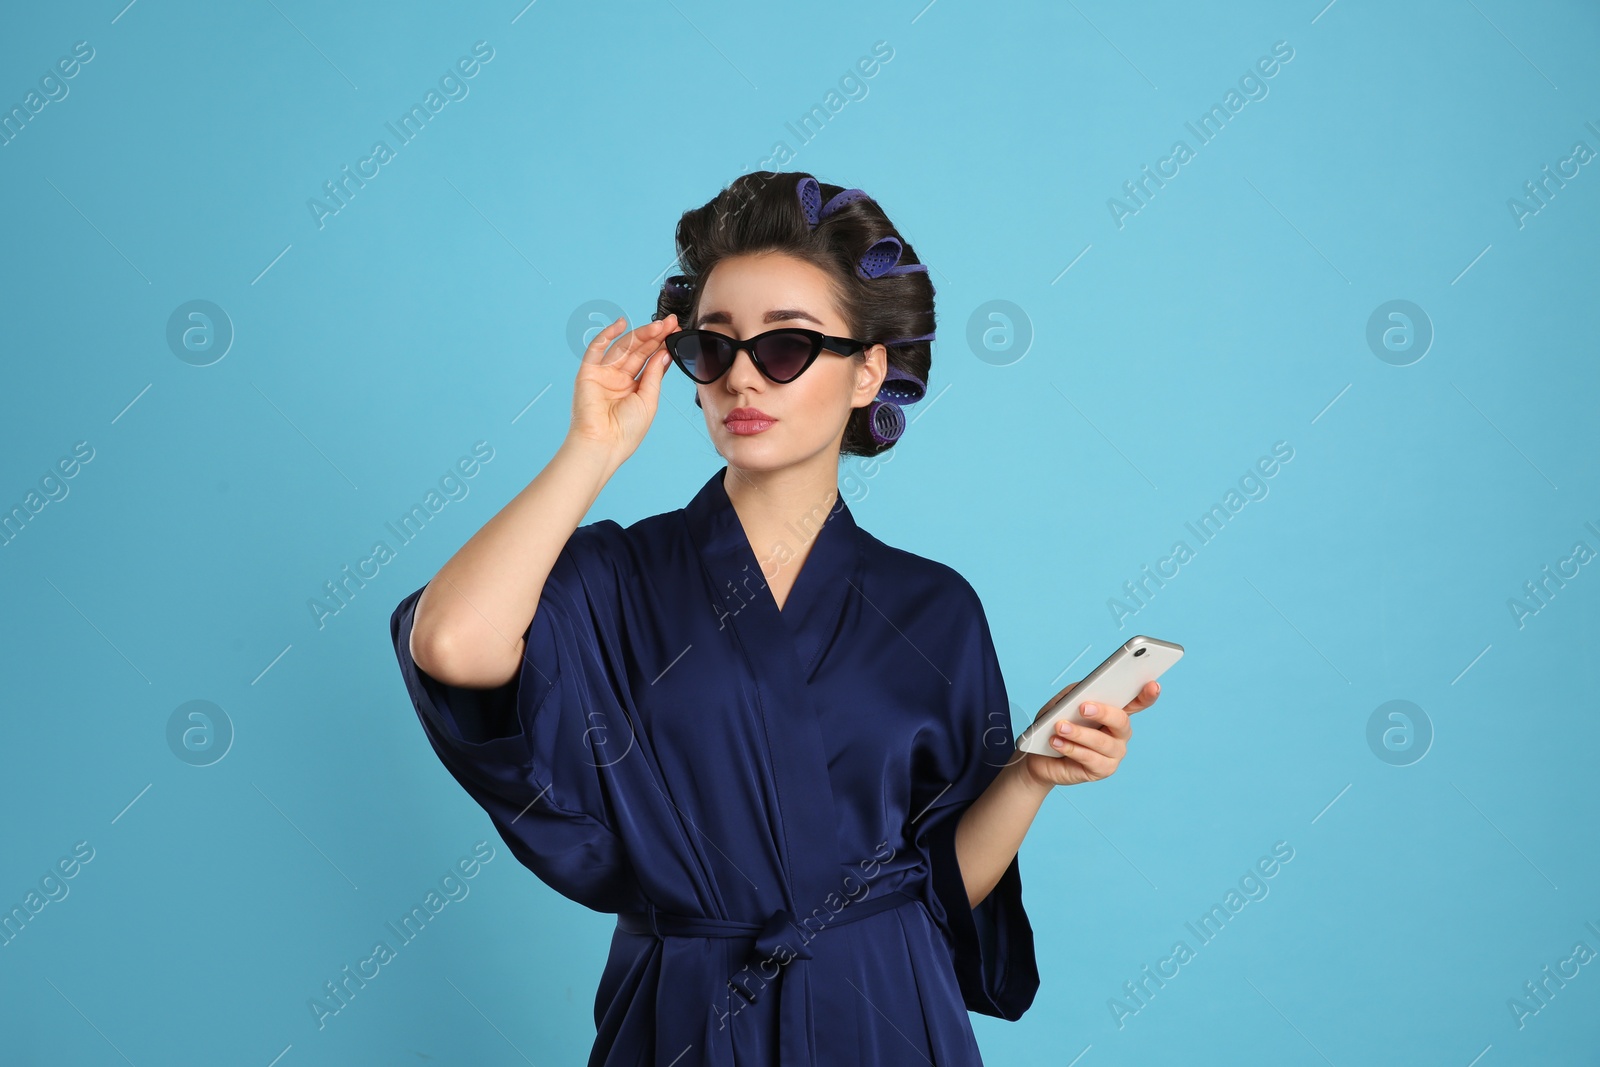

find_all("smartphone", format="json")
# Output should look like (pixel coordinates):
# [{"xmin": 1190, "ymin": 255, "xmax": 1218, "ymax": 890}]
[{"xmin": 1015, "ymin": 635, "xmax": 1185, "ymax": 757}]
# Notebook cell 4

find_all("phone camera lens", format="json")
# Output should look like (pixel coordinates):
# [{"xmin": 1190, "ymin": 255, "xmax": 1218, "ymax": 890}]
[{"xmin": 1133, "ymin": 647, "xmax": 1146, "ymax": 657}]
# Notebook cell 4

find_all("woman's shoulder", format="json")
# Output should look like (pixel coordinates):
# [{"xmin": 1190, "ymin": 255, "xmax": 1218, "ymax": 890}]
[
  {"xmin": 855, "ymin": 528, "xmax": 983, "ymax": 611},
  {"xmin": 562, "ymin": 501, "xmax": 693, "ymax": 578}
]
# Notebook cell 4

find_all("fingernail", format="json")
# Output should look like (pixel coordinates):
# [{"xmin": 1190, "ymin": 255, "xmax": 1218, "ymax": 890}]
[
  {"xmin": 1057, "ymin": 721, "xmax": 1073, "ymax": 735},
  {"xmin": 1082, "ymin": 703, "xmax": 1097, "ymax": 716},
  {"xmin": 1051, "ymin": 737, "xmax": 1066, "ymax": 748}
]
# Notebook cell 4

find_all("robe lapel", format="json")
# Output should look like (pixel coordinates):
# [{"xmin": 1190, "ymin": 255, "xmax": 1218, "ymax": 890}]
[
  {"xmin": 677, "ymin": 467, "xmax": 872, "ymax": 1065},
  {"xmin": 771, "ymin": 488, "xmax": 859, "ymax": 682},
  {"xmin": 683, "ymin": 465, "xmax": 861, "ymax": 912}
]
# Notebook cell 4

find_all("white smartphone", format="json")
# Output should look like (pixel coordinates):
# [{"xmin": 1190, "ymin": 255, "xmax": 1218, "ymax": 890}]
[{"xmin": 1016, "ymin": 635, "xmax": 1185, "ymax": 757}]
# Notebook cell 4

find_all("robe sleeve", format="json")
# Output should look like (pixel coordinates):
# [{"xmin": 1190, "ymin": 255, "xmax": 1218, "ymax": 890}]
[
  {"xmin": 908, "ymin": 582, "xmax": 1040, "ymax": 1020},
  {"xmin": 389, "ymin": 519, "xmax": 641, "ymax": 914}
]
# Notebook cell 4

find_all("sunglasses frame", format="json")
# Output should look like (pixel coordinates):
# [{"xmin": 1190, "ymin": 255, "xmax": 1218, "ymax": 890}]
[{"xmin": 665, "ymin": 327, "xmax": 873, "ymax": 385}]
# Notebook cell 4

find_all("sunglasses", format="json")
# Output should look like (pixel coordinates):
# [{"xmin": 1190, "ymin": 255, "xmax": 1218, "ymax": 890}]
[{"xmin": 664, "ymin": 328, "xmax": 872, "ymax": 385}]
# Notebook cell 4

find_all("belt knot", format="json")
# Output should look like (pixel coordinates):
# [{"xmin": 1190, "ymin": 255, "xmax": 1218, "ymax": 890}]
[
  {"xmin": 751, "ymin": 907, "xmax": 814, "ymax": 967},
  {"xmin": 614, "ymin": 890, "xmax": 916, "ymax": 1007}
]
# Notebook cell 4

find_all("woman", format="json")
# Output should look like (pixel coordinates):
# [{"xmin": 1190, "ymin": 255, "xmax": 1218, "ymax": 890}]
[{"xmin": 389, "ymin": 172, "xmax": 1158, "ymax": 1066}]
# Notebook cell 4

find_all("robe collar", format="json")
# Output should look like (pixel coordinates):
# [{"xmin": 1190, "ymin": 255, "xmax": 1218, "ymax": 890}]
[{"xmin": 683, "ymin": 465, "xmax": 864, "ymax": 680}]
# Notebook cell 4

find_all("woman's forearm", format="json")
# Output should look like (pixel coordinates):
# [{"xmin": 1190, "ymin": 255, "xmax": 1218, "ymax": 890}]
[
  {"xmin": 410, "ymin": 434, "xmax": 622, "ymax": 688},
  {"xmin": 952, "ymin": 759, "xmax": 1053, "ymax": 908}
]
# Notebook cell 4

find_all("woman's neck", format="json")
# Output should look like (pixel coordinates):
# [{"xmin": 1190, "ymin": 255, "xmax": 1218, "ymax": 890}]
[{"xmin": 723, "ymin": 455, "xmax": 842, "ymax": 581}]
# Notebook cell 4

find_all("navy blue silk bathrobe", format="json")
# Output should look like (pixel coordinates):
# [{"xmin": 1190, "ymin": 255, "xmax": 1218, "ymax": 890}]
[{"xmin": 390, "ymin": 466, "xmax": 1038, "ymax": 1065}]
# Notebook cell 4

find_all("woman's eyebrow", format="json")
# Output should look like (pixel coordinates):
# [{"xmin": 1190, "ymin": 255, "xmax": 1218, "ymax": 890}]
[{"xmin": 694, "ymin": 308, "xmax": 825, "ymax": 328}]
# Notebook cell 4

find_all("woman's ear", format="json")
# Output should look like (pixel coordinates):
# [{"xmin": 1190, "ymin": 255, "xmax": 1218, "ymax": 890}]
[{"xmin": 853, "ymin": 343, "xmax": 888, "ymax": 409}]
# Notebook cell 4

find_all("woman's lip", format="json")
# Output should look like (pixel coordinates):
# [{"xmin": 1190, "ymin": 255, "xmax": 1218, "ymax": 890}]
[{"xmin": 724, "ymin": 415, "xmax": 777, "ymax": 436}]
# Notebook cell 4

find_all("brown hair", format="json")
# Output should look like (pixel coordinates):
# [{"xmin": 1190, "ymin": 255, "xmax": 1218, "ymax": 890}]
[{"xmin": 653, "ymin": 171, "xmax": 935, "ymax": 458}]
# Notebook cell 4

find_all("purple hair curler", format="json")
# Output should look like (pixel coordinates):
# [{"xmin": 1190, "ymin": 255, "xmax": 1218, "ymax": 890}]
[
  {"xmin": 856, "ymin": 236, "xmax": 929, "ymax": 280},
  {"xmin": 875, "ymin": 365, "xmax": 926, "ymax": 406},
  {"xmin": 867, "ymin": 399, "xmax": 907, "ymax": 446},
  {"xmin": 797, "ymin": 177, "xmax": 822, "ymax": 227},
  {"xmin": 819, "ymin": 188, "xmax": 871, "ymax": 221}
]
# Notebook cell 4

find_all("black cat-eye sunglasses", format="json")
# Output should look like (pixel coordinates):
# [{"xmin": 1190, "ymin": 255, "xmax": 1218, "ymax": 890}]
[{"xmin": 664, "ymin": 328, "xmax": 871, "ymax": 385}]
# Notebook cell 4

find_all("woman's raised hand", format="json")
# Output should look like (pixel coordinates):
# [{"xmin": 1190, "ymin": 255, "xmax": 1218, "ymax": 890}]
[{"xmin": 565, "ymin": 313, "xmax": 679, "ymax": 464}]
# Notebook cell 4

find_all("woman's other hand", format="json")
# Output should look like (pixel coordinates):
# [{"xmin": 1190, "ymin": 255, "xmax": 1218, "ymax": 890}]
[{"xmin": 1021, "ymin": 680, "xmax": 1160, "ymax": 789}]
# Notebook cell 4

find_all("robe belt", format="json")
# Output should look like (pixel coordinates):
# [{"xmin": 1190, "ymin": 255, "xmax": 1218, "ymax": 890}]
[{"xmin": 617, "ymin": 889, "xmax": 916, "ymax": 1004}]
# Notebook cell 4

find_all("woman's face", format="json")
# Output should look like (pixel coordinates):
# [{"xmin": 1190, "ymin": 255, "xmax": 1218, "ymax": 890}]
[{"xmin": 691, "ymin": 252, "xmax": 885, "ymax": 471}]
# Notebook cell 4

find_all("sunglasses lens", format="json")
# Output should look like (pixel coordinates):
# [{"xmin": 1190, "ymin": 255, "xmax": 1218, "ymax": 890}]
[
  {"xmin": 753, "ymin": 331, "xmax": 816, "ymax": 381},
  {"xmin": 674, "ymin": 333, "xmax": 734, "ymax": 382}
]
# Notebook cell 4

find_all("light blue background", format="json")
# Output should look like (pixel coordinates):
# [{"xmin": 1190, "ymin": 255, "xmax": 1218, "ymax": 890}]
[{"xmin": 3, "ymin": 0, "xmax": 1598, "ymax": 1063}]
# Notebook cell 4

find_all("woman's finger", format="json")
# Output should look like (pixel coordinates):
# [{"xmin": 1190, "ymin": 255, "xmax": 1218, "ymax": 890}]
[
  {"xmin": 580, "ymin": 315, "xmax": 632, "ymax": 365},
  {"xmin": 634, "ymin": 336, "xmax": 675, "ymax": 406},
  {"xmin": 595, "ymin": 319, "xmax": 657, "ymax": 374},
  {"xmin": 1079, "ymin": 701, "xmax": 1132, "ymax": 741},
  {"xmin": 611, "ymin": 315, "xmax": 677, "ymax": 378},
  {"xmin": 1124, "ymin": 680, "xmax": 1161, "ymax": 714},
  {"xmin": 1047, "ymin": 729, "xmax": 1121, "ymax": 776},
  {"xmin": 1049, "ymin": 719, "xmax": 1121, "ymax": 759},
  {"xmin": 581, "ymin": 314, "xmax": 670, "ymax": 375}
]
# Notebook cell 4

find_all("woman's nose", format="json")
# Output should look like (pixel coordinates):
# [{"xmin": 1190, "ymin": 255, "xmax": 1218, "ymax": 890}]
[{"xmin": 725, "ymin": 346, "xmax": 763, "ymax": 387}]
